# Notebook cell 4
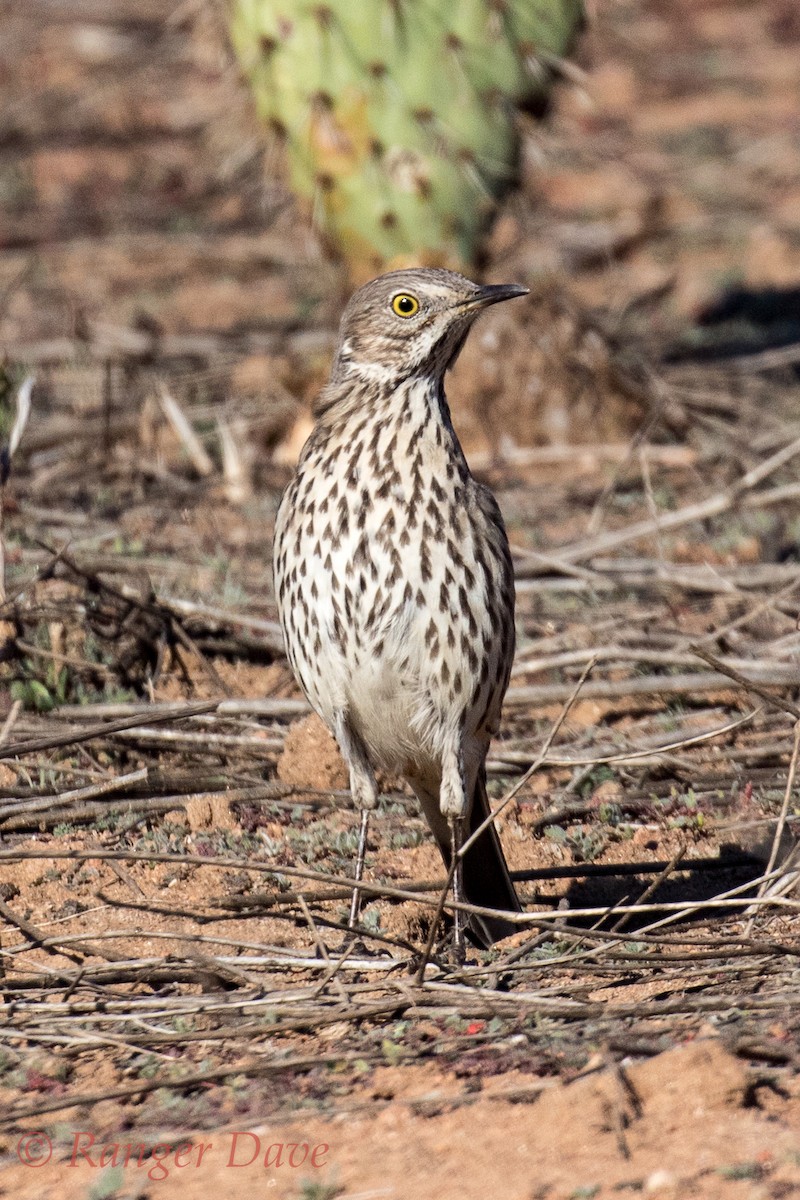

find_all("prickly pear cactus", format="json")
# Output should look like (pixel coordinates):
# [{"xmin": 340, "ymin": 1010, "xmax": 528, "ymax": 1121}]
[{"xmin": 231, "ymin": 0, "xmax": 583, "ymax": 275}]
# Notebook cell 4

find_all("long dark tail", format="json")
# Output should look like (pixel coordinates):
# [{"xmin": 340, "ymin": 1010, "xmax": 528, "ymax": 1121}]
[
  {"xmin": 459, "ymin": 769, "xmax": 522, "ymax": 948},
  {"xmin": 415, "ymin": 767, "xmax": 521, "ymax": 949}
]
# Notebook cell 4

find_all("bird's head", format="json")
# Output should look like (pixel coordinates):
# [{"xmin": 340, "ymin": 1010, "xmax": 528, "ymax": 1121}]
[{"xmin": 329, "ymin": 267, "xmax": 528, "ymax": 388}]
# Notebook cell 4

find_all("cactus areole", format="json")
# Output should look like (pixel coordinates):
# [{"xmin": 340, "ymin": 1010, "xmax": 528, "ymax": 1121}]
[{"xmin": 231, "ymin": 0, "xmax": 583, "ymax": 276}]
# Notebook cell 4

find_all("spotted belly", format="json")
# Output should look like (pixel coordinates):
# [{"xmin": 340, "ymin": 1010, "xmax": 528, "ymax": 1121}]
[
  {"xmin": 275, "ymin": 488, "xmax": 510, "ymax": 772},
  {"xmin": 273, "ymin": 399, "xmax": 514, "ymax": 772}
]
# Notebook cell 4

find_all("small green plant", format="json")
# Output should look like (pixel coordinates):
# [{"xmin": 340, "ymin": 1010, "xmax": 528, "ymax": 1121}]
[
  {"xmin": 111, "ymin": 534, "xmax": 145, "ymax": 556},
  {"xmin": 52, "ymin": 823, "xmax": 79, "ymax": 837},
  {"xmin": 387, "ymin": 828, "xmax": 425, "ymax": 850},
  {"xmin": 380, "ymin": 1038, "xmax": 403, "ymax": 1066},
  {"xmin": 579, "ymin": 766, "xmax": 615, "ymax": 798},
  {"xmin": 10, "ymin": 678, "xmax": 57, "ymax": 712},
  {"xmin": 297, "ymin": 1181, "xmax": 342, "ymax": 1200},
  {"xmin": 597, "ymin": 801, "xmax": 623, "ymax": 827},
  {"xmin": 133, "ymin": 1054, "xmax": 162, "ymax": 1080},
  {"xmin": 88, "ymin": 1166, "xmax": 125, "ymax": 1200},
  {"xmin": 358, "ymin": 906, "xmax": 382, "ymax": 933},
  {"xmin": 566, "ymin": 826, "xmax": 607, "ymax": 863},
  {"xmin": 0, "ymin": 1049, "xmax": 18, "ymax": 1077},
  {"xmin": 666, "ymin": 789, "xmax": 706, "ymax": 832},
  {"xmin": 717, "ymin": 1162, "xmax": 763, "ymax": 1181}
]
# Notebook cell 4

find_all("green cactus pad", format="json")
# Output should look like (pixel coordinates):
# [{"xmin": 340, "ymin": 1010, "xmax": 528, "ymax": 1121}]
[{"xmin": 231, "ymin": 0, "xmax": 583, "ymax": 274}]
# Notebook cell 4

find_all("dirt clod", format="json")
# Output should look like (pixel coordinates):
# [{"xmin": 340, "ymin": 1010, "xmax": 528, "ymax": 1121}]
[{"xmin": 277, "ymin": 712, "xmax": 349, "ymax": 791}]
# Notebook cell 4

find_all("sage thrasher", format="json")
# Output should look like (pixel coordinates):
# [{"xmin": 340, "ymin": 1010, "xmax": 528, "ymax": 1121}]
[{"xmin": 274, "ymin": 268, "xmax": 527, "ymax": 950}]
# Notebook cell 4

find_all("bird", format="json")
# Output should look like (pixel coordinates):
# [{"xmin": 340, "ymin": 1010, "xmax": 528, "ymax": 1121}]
[{"xmin": 273, "ymin": 267, "xmax": 527, "ymax": 951}]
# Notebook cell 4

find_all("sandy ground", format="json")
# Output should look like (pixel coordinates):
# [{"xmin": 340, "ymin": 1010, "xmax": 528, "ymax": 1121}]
[
  {"xmin": 2, "ymin": 1041, "xmax": 799, "ymax": 1200},
  {"xmin": 0, "ymin": 2, "xmax": 799, "ymax": 1198}
]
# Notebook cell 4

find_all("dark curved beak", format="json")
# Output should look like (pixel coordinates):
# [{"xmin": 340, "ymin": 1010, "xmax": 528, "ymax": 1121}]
[{"xmin": 463, "ymin": 283, "xmax": 529, "ymax": 310}]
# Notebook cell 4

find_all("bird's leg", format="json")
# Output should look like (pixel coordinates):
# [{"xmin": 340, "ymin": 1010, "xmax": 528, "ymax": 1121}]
[
  {"xmin": 441, "ymin": 742, "xmax": 468, "ymax": 963},
  {"xmin": 449, "ymin": 814, "xmax": 466, "ymax": 962},
  {"xmin": 335, "ymin": 714, "xmax": 378, "ymax": 933},
  {"xmin": 350, "ymin": 807, "xmax": 370, "ymax": 928}
]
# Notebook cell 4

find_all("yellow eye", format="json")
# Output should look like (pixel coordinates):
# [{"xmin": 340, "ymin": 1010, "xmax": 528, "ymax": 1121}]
[{"xmin": 391, "ymin": 293, "xmax": 420, "ymax": 318}]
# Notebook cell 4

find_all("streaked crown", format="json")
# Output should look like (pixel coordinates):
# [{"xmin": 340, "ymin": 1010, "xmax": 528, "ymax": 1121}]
[{"xmin": 330, "ymin": 267, "xmax": 528, "ymax": 387}]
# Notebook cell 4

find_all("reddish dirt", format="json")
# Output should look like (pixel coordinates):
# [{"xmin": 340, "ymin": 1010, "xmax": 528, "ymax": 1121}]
[
  {"xmin": 0, "ymin": 2, "xmax": 799, "ymax": 1199},
  {"xmin": 278, "ymin": 712, "xmax": 349, "ymax": 792},
  {"xmin": 0, "ymin": 1041, "xmax": 798, "ymax": 1199}
]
